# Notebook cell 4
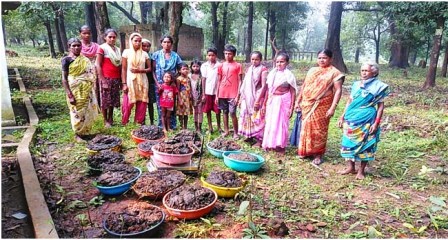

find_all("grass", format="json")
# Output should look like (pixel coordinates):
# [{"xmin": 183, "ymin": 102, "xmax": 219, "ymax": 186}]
[{"xmin": 5, "ymin": 45, "xmax": 448, "ymax": 238}]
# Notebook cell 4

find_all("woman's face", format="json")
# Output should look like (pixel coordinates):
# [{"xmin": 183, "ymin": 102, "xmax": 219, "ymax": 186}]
[
  {"xmin": 132, "ymin": 36, "xmax": 142, "ymax": 50},
  {"xmin": 317, "ymin": 53, "xmax": 331, "ymax": 68},
  {"xmin": 142, "ymin": 42, "xmax": 151, "ymax": 53},
  {"xmin": 161, "ymin": 38, "xmax": 172, "ymax": 51},
  {"xmin": 163, "ymin": 73, "xmax": 172, "ymax": 84},
  {"xmin": 251, "ymin": 54, "xmax": 261, "ymax": 67},
  {"xmin": 79, "ymin": 29, "xmax": 91, "ymax": 42},
  {"xmin": 275, "ymin": 56, "xmax": 288, "ymax": 71},
  {"xmin": 70, "ymin": 42, "xmax": 82, "ymax": 56},
  {"xmin": 360, "ymin": 65, "xmax": 374, "ymax": 80},
  {"xmin": 191, "ymin": 64, "xmax": 200, "ymax": 73},
  {"xmin": 105, "ymin": 32, "xmax": 117, "ymax": 46}
]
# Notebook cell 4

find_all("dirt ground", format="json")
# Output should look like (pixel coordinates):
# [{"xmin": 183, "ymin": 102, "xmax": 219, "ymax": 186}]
[{"xmin": 1, "ymin": 156, "xmax": 34, "ymax": 238}]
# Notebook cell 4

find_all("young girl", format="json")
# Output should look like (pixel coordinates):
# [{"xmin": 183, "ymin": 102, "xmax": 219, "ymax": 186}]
[
  {"xmin": 238, "ymin": 51, "xmax": 268, "ymax": 147},
  {"xmin": 176, "ymin": 63, "xmax": 193, "ymax": 130},
  {"xmin": 95, "ymin": 28, "xmax": 121, "ymax": 128},
  {"xmin": 159, "ymin": 72, "xmax": 178, "ymax": 132},
  {"xmin": 190, "ymin": 60, "xmax": 203, "ymax": 132},
  {"xmin": 141, "ymin": 39, "xmax": 156, "ymax": 125}
]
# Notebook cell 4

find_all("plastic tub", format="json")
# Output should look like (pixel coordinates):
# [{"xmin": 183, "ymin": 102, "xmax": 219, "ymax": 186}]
[
  {"xmin": 103, "ymin": 204, "xmax": 165, "ymax": 238},
  {"xmin": 137, "ymin": 141, "xmax": 157, "ymax": 158},
  {"xmin": 200, "ymin": 176, "xmax": 246, "ymax": 198},
  {"xmin": 223, "ymin": 152, "xmax": 265, "ymax": 172},
  {"xmin": 131, "ymin": 130, "xmax": 164, "ymax": 144},
  {"xmin": 95, "ymin": 167, "xmax": 142, "ymax": 195},
  {"xmin": 206, "ymin": 142, "xmax": 241, "ymax": 159},
  {"xmin": 162, "ymin": 187, "xmax": 218, "ymax": 220},
  {"xmin": 151, "ymin": 145, "xmax": 194, "ymax": 165}
]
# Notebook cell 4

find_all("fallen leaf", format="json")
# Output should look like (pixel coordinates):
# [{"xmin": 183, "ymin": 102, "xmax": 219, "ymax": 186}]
[{"xmin": 316, "ymin": 222, "xmax": 327, "ymax": 227}]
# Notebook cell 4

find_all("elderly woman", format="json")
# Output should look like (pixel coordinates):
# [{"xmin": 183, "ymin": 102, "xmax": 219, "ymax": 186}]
[
  {"xmin": 61, "ymin": 38, "xmax": 98, "ymax": 142},
  {"xmin": 338, "ymin": 62, "xmax": 390, "ymax": 179},
  {"xmin": 295, "ymin": 49, "xmax": 344, "ymax": 165}
]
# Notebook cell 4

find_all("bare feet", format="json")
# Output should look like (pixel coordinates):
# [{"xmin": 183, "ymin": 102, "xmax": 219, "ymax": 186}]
[
  {"xmin": 105, "ymin": 122, "xmax": 112, "ymax": 128},
  {"xmin": 75, "ymin": 135, "xmax": 85, "ymax": 143},
  {"xmin": 356, "ymin": 172, "xmax": 365, "ymax": 180},
  {"xmin": 339, "ymin": 168, "xmax": 357, "ymax": 175},
  {"xmin": 312, "ymin": 157, "xmax": 323, "ymax": 165},
  {"xmin": 253, "ymin": 141, "xmax": 262, "ymax": 148},
  {"xmin": 221, "ymin": 131, "xmax": 229, "ymax": 137},
  {"xmin": 233, "ymin": 134, "xmax": 239, "ymax": 140}
]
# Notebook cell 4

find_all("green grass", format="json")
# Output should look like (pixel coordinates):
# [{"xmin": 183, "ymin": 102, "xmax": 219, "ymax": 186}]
[{"xmin": 5, "ymin": 48, "xmax": 448, "ymax": 238}]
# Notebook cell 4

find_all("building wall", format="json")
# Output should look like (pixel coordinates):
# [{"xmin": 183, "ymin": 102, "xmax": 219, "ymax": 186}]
[{"xmin": 119, "ymin": 23, "xmax": 204, "ymax": 60}]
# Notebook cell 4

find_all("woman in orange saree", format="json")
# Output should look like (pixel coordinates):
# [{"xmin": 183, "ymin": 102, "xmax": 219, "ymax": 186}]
[{"xmin": 295, "ymin": 49, "xmax": 344, "ymax": 165}]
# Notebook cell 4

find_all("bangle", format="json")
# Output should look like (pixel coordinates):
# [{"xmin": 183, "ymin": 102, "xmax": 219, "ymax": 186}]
[{"xmin": 375, "ymin": 117, "xmax": 381, "ymax": 124}]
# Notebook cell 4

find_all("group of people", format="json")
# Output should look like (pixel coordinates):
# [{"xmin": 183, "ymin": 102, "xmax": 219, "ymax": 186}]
[{"xmin": 61, "ymin": 26, "xmax": 389, "ymax": 179}]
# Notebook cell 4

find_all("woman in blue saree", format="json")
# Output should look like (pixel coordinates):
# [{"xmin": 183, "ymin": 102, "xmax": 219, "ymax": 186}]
[{"xmin": 338, "ymin": 62, "xmax": 390, "ymax": 179}]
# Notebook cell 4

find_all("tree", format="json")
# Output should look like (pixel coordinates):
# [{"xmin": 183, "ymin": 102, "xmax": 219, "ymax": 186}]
[
  {"xmin": 52, "ymin": 3, "xmax": 68, "ymax": 52},
  {"xmin": 244, "ymin": 2, "xmax": 254, "ymax": 62},
  {"xmin": 423, "ymin": 15, "xmax": 445, "ymax": 88},
  {"xmin": 167, "ymin": 2, "xmax": 184, "ymax": 52},
  {"xmin": 325, "ymin": 2, "xmax": 347, "ymax": 73},
  {"xmin": 139, "ymin": 2, "xmax": 153, "ymax": 24},
  {"xmin": 84, "ymin": 2, "xmax": 97, "ymax": 42},
  {"xmin": 94, "ymin": 2, "xmax": 111, "ymax": 43},
  {"xmin": 109, "ymin": 1, "xmax": 140, "ymax": 24},
  {"xmin": 441, "ymin": 41, "xmax": 448, "ymax": 77}
]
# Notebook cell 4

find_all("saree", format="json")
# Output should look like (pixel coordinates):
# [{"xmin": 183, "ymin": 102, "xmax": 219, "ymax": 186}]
[
  {"xmin": 298, "ymin": 66, "xmax": 344, "ymax": 156},
  {"xmin": 341, "ymin": 77, "xmax": 390, "ymax": 161},
  {"xmin": 81, "ymin": 42, "xmax": 99, "ymax": 61},
  {"xmin": 66, "ymin": 55, "xmax": 99, "ymax": 135},
  {"xmin": 238, "ymin": 65, "xmax": 268, "ymax": 140},
  {"xmin": 262, "ymin": 69, "xmax": 297, "ymax": 149}
]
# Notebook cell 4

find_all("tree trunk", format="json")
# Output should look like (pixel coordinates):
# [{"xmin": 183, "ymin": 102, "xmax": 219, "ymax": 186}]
[
  {"xmin": 425, "ymin": 36, "xmax": 431, "ymax": 64},
  {"xmin": 325, "ymin": 2, "xmax": 347, "ymax": 73},
  {"xmin": 441, "ymin": 41, "xmax": 448, "ymax": 77},
  {"xmin": 168, "ymin": 2, "xmax": 183, "ymax": 52},
  {"xmin": 375, "ymin": 22, "xmax": 380, "ymax": 63},
  {"xmin": 410, "ymin": 50, "xmax": 418, "ymax": 65},
  {"xmin": 210, "ymin": 2, "xmax": 219, "ymax": 49},
  {"xmin": 56, "ymin": 7, "xmax": 68, "ymax": 52},
  {"xmin": 423, "ymin": 16, "xmax": 445, "ymax": 89},
  {"xmin": 2, "ymin": 18, "xmax": 6, "ymax": 46},
  {"xmin": 84, "ymin": 2, "xmax": 98, "ymax": 42},
  {"xmin": 31, "ymin": 38, "xmax": 36, "ymax": 48},
  {"xmin": 264, "ymin": 4, "xmax": 270, "ymax": 60},
  {"xmin": 217, "ymin": 2, "xmax": 229, "ymax": 59},
  {"xmin": 139, "ymin": 2, "xmax": 152, "ymax": 24},
  {"xmin": 109, "ymin": 2, "xmax": 140, "ymax": 24},
  {"xmin": 388, "ymin": 19, "xmax": 409, "ymax": 68},
  {"xmin": 54, "ymin": 17, "xmax": 64, "ymax": 54},
  {"xmin": 94, "ymin": 2, "xmax": 111, "ymax": 44},
  {"xmin": 245, "ymin": 2, "xmax": 254, "ymax": 62},
  {"xmin": 44, "ymin": 20, "xmax": 56, "ymax": 58},
  {"xmin": 269, "ymin": 10, "xmax": 276, "ymax": 59},
  {"xmin": 354, "ymin": 47, "xmax": 360, "ymax": 63}
]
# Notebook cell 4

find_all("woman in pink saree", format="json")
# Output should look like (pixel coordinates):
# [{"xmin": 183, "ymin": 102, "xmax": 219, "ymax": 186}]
[{"xmin": 261, "ymin": 52, "xmax": 297, "ymax": 155}]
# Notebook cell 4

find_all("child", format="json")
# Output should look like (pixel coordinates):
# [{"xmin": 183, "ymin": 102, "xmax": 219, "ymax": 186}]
[
  {"xmin": 141, "ymin": 39, "xmax": 156, "ymax": 125},
  {"xmin": 158, "ymin": 72, "xmax": 178, "ymax": 133},
  {"xmin": 201, "ymin": 47, "xmax": 222, "ymax": 133},
  {"xmin": 176, "ymin": 63, "xmax": 193, "ymax": 130},
  {"xmin": 238, "ymin": 51, "xmax": 268, "ymax": 147},
  {"xmin": 190, "ymin": 60, "xmax": 203, "ymax": 132},
  {"xmin": 216, "ymin": 44, "xmax": 242, "ymax": 140},
  {"xmin": 95, "ymin": 28, "xmax": 121, "ymax": 128}
]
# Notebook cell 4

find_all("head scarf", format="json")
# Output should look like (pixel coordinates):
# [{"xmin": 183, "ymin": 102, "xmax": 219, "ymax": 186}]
[
  {"xmin": 128, "ymin": 33, "xmax": 144, "ymax": 68},
  {"xmin": 81, "ymin": 42, "xmax": 99, "ymax": 59}
]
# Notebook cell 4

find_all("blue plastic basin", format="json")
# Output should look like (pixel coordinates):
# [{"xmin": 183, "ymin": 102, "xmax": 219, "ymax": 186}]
[
  {"xmin": 223, "ymin": 152, "xmax": 265, "ymax": 172},
  {"xmin": 95, "ymin": 167, "xmax": 142, "ymax": 195},
  {"xmin": 206, "ymin": 142, "xmax": 241, "ymax": 159}
]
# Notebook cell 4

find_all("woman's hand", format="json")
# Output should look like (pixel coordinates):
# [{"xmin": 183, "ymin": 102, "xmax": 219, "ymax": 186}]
[
  {"xmin": 68, "ymin": 94, "xmax": 76, "ymax": 105},
  {"xmin": 295, "ymin": 104, "xmax": 302, "ymax": 112},
  {"xmin": 369, "ymin": 122, "xmax": 379, "ymax": 134},
  {"xmin": 289, "ymin": 109, "xmax": 294, "ymax": 119},
  {"xmin": 130, "ymin": 68, "xmax": 140, "ymax": 74},
  {"xmin": 254, "ymin": 102, "xmax": 261, "ymax": 111},
  {"xmin": 326, "ymin": 107, "xmax": 335, "ymax": 118},
  {"xmin": 201, "ymin": 94, "xmax": 206, "ymax": 103},
  {"xmin": 337, "ymin": 117, "xmax": 344, "ymax": 128},
  {"xmin": 100, "ymin": 78, "xmax": 109, "ymax": 90},
  {"xmin": 122, "ymin": 83, "xmax": 128, "ymax": 93}
]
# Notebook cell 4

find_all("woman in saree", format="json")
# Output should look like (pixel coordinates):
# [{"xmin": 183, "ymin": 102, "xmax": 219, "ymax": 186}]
[
  {"xmin": 79, "ymin": 25, "xmax": 100, "ymax": 107},
  {"xmin": 295, "ymin": 49, "xmax": 344, "ymax": 165},
  {"xmin": 238, "ymin": 51, "xmax": 268, "ymax": 147},
  {"xmin": 121, "ymin": 32, "xmax": 151, "ymax": 125},
  {"xmin": 262, "ymin": 52, "xmax": 297, "ymax": 155},
  {"xmin": 61, "ymin": 38, "xmax": 99, "ymax": 142},
  {"xmin": 152, "ymin": 35, "xmax": 183, "ymax": 129},
  {"xmin": 338, "ymin": 62, "xmax": 389, "ymax": 179}
]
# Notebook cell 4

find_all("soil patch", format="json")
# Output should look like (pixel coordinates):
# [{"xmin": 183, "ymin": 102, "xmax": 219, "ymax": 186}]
[
  {"xmin": 209, "ymin": 137, "xmax": 241, "ymax": 151},
  {"xmin": 228, "ymin": 152, "xmax": 259, "ymax": 162},
  {"xmin": 206, "ymin": 170, "xmax": 243, "ymax": 187},
  {"xmin": 154, "ymin": 141, "xmax": 193, "ymax": 154},
  {"xmin": 86, "ymin": 135, "xmax": 121, "ymax": 151},
  {"xmin": 133, "ymin": 170, "xmax": 186, "ymax": 199},
  {"xmin": 133, "ymin": 125, "xmax": 164, "ymax": 140},
  {"xmin": 104, "ymin": 201, "xmax": 164, "ymax": 235},
  {"xmin": 97, "ymin": 164, "xmax": 139, "ymax": 186},
  {"xmin": 172, "ymin": 130, "xmax": 202, "ymax": 152},
  {"xmin": 137, "ymin": 141, "xmax": 158, "ymax": 151},
  {"xmin": 165, "ymin": 185, "xmax": 215, "ymax": 210}
]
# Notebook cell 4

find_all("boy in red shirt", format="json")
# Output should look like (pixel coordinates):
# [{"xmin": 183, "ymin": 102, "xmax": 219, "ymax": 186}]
[{"xmin": 216, "ymin": 44, "xmax": 242, "ymax": 140}]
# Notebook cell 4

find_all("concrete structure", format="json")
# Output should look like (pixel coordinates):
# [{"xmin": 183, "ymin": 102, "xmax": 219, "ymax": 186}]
[
  {"xmin": 119, "ymin": 23, "xmax": 204, "ymax": 60},
  {"xmin": 1, "ymin": 13, "xmax": 15, "ymax": 126}
]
